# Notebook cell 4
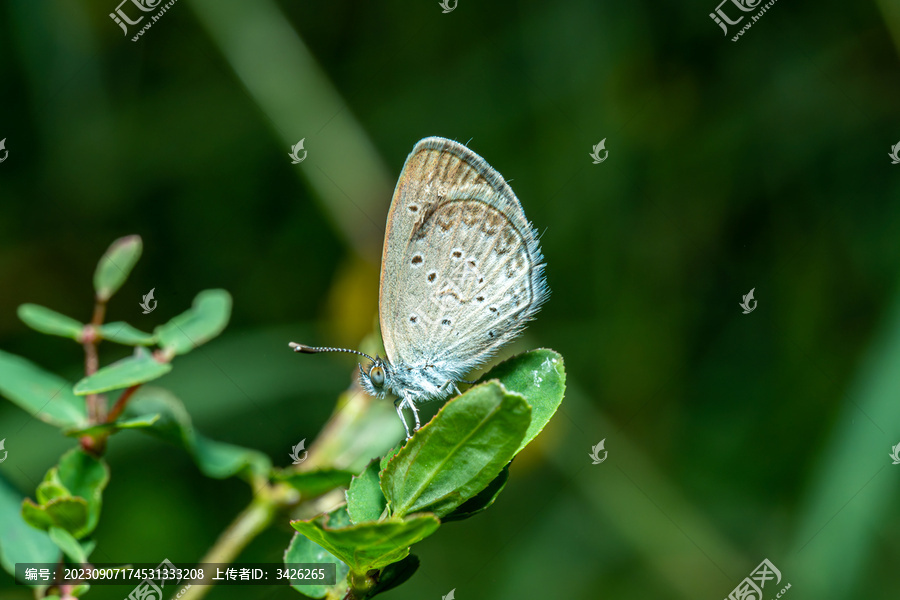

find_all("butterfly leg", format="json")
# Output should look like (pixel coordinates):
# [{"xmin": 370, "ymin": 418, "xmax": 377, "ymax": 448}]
[
  {"xmin": 402, "ymin": 393, "xmax": 422, "ymax": 433},
  {"xmin": 394, "ymin": 398, "xmax": 412, "ymax": 439}
]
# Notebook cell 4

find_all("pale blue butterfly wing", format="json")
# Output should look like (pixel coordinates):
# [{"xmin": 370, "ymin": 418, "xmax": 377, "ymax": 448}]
[{"xmin": 379, "ymin": 137, "xmax": 548, "ymax": 401}]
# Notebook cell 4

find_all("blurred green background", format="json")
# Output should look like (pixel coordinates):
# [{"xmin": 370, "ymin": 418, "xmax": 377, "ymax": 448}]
[{"xmin": 2, "ymin": 0, "xmax": 900, "ymax": 598}]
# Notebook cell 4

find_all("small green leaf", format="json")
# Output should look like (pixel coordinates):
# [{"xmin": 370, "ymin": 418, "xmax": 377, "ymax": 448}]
[
  {"xmin": 64, "ymin": 413, "xmax": 161, "ymax": 438},
  {"xmin": 93, "ymin": 235, "xmax": 142, "ymax": 302},
  {"xmin": 379, "ymin": 445, "xmax": 402, "ymax": 471},
  {"xmin": 155, "ymin": 289, "xmax": 232, "ymax": 355},
  {"xmin": 441, "ymin": 464, "xmax": 510, "ymax": 522},
  {"xmin": 21, "ymin": 497, "xmax": 89, "ymax": 535},
  {"xmin": 0, "ymin": 349, "xmax": 87, "ymax": 429},
  {"xmin": 124, "ymin": 387, "xmax": 271, "ymax": 481},
  {"xmin": 74, "ymin": 352, "xmax": 172, "ymax": 395},
  {"xmin": 274, "ymin": 468, "xmax": 355, "ymax": 499},
  {"xmin": 283, "ymin": 530, "xmax": 349, "ymax": 599},
  {"xmin": 192, "ymin": 433, "xmax": 272, "ymax": 480},
  {"xmin": 381, "ymin": 381, "xmax": 531, "ymax": 518},
  {"xmin": 370, "ymin": 554, "xmax": 420, "ymax": 598},
  {"xmin": 48, "ymin": 527, "xmax": 87, "ymax": 564},
  {"xmin": 346, "ymin": 460, "xmax": 386, "ymax": 524},
  {"xmin": 17, "ymin": 304, "xmax": 84, "ymax": 340},
  {"xmin": 36, "ymin": 480, "xmax": 69, "ymax": 505},
  {"xmin": 0, "ymin": 478, "xmax": 60, "ymax": 580},
  {"xmin": 56, "ymin": 448, "xmax": 109, "ymax": 538},
  {"xmin": 98, "ymin": 322, "xmax": 155, "ymax": 346},
  {"xmin": 476, "ymin": 349, "xmax": 566, "ymax": 456},
  {"xmin": 290, "ymin": 512, "xmax": 439, "ymax": 574}
]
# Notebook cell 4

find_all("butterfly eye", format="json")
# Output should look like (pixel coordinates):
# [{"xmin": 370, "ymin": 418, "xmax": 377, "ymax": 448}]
[{"xmin": 369, "ymin": 365, "xmax": 385, "ymax": 387}]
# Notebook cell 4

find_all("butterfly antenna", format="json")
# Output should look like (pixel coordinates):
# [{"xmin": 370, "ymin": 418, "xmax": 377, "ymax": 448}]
[{"xmin": 289, "ymin": 342, "xmax": 376, "ymax": 362}]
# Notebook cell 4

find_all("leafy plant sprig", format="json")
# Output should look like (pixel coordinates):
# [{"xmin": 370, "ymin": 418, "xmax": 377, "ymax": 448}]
[{"xmin": 0, "ymin": 235, "xmax": 566, "ymax": 600}]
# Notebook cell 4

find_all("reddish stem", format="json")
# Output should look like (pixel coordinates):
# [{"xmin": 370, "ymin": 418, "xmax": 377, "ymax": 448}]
[{"xmin": 107, "ymin": 385, "xmax": 140, "ymax": 423}]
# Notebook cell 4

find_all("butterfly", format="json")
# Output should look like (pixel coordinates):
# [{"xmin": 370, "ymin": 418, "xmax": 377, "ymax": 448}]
[{"xmin": 291, "ymin": 137, "xmax": 548, "ymax": 438}]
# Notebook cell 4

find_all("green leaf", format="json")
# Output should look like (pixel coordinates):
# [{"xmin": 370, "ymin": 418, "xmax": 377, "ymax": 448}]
[
  {"xmin": 64, "ymin": 413, "xmax": 161, "ymax": 438},
  {"xmin": 273, "ymin": 468, "xmax": 355, "ymax": 499},
  {"xmin": 441, "ymin": 463, "xmax": 511, "ymax": 522},
  {"xmin": 124, "ymin": 386, "xmax": 271, "ymax": 481},
  {"xmin": 291, "ymin": 511, "xmax": 439, "ymax": 574},
  {"xmin": 98, "ymin": 322, "xmax": 156, "ymax": 346},
  {"xmin": 283, "ymin": 530, "xmax": 349, "ymax": 599},
  {"xmin": 21, "ymin": 497, "xmax": 89, "ymax": 535},
  {"xmin": 93, "ymin": 235, "xmax": 142, "ymax": 302},
  {"xmin": 476, "ymin": 349, "xmax": 566, "ymax": 456},
  {"xmin": 74, "ymin": 351, "xmax": 172, "ymax": 395},
  {"xmin": 0, "ymin": 349, "xmax": 87, "ymax": 429},
  {"xmin": 379, "ymin": 445, "xmax": 402, "ymax": 471},
  {"xmin": 192, "ymin": 433, "xmax": 272, "ymax": 480},
  {"xmin": 48, "ymin": 527, "xmax": 88, "ymax": 564},
  {"xmin": 370, "ymin": 554, "xmax": 420, "ymax": 598},
  {"xmin": 17, "ymin": 304, "xmax": 84, "ymax": 340},
  {"xmin": 0, "ymin": 478, "xmax": 60, "ymax": 580},
  {"xmin": 155, "ymin": 289, "xmax": 232, "ymax": 355},
  {"xmin": 36, "ymin": 479, "xmax": 69, "ymax": 505},
  {"xmin": 56, "ymin": 448, "xmax": 109, "ymax": 537},
  {"xmin": 381, "ymin": 381, "xmax": 531, "ymax": 518},
  {"xmin": 346, "ymin": 460, "xmax": 386, "ymax": 524}
]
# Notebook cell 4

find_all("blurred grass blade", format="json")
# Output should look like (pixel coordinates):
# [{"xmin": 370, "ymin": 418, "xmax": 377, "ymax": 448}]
[
  {"xmin": 154, "ymin": 289, "xmax": 232, "ymax": 356},
  {"xmin": 73, "ymin": 351, "xmax": 172, "ymax": 395},
  {"xmin": 189, "ymin": 0, "xmax": 392, "ymax": 257},
  {"xmin": 17, "ymin": 304, "xmax": 84, "ymax": 340},
  {"xmin": 94, "ymin": 235, "xmax": 142, "ymax": 302},
  {"xmin": 0, "ymin": 349, "xmax": 88, "ymax": 429},
  {"xmin": 789, "ymin": 291, "xmax": 900, "ymax": 598}
]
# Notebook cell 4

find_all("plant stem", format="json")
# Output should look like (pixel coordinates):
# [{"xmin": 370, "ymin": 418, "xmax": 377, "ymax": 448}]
[
  {"xmin": 83, "ymin": 298, "xmax": 107, "ymax": 425},
  {"xmin": 106, "ymin": 385, "xmax": 140, "ymax": 423},
  {"xmin": 80, "ymin": 297, "xmax": 109, "ymax": 455},
  {"xmin": 177, "ymin": 491, "xmax": 281, "ymax": 600}
]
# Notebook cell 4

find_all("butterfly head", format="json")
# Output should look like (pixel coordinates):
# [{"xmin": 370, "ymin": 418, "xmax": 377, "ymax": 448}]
[
  {"xmin": 359, "ymin": 356, "xmax": 390, "ymax": 398},
  {"xmin": 289, "ymin": 342, "xmax": 393, "ymax": 399}
]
